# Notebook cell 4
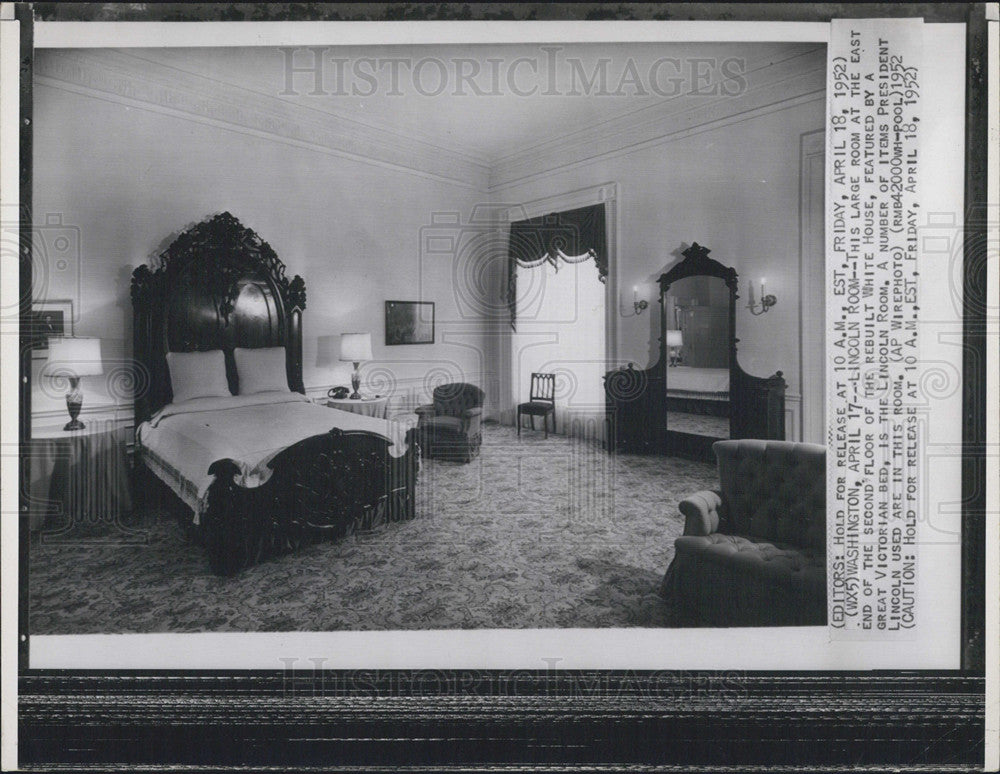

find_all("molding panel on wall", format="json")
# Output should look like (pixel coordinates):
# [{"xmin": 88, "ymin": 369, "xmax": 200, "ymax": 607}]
[
  {"xmin": 784, "ymin": 392, "xmax": 802, "ymax": 443},
  {"xmin": 35, "ymin": 49, "xmax": 489, "ymax": 190},
  {"xmin": 799, "ymin": 129, "xmax": 825, "ymax": 445}
]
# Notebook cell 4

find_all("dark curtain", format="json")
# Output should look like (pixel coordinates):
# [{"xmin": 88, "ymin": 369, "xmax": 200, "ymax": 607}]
[{"xmin": 506, "ymin": 202, "xmax": 607, "ymax": 329}]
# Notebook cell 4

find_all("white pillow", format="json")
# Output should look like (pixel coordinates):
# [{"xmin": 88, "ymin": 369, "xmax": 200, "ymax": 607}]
[
  {"xmin": 165, "ymin": 349, "xmax": 231, "ymax": 403},
  {"xmin": 233, "ymin": 346, "xmax": 289, "ymax": 395}
]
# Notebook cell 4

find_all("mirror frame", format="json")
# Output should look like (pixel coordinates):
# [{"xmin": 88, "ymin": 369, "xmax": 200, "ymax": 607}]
[{"xmin": 657, "ymin": 243, "xmax": 738, "ymax": 443}]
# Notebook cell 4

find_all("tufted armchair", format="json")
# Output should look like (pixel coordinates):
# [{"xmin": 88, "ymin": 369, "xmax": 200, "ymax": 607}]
[
  {"xmin": 660, "ymin": 439, "xmax": 827, "ymax": 627},
  {"xmin": 415, "ymin": 382, "xmax": 485, "ymax": 463}
]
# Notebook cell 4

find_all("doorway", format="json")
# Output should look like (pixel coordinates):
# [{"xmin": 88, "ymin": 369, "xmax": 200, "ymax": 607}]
[{"xmin": 504, "ymin": 184, "xmax": 617, "ymax": 440}]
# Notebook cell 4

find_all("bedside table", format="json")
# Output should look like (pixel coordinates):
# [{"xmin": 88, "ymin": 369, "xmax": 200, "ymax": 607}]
[
  {"xmin": 28, "ymin": 416, "xmax": 133, "ymax": 534},
  {"xmin": 325, "ymin": 395, "xmax": 390, "ymax": 419}
]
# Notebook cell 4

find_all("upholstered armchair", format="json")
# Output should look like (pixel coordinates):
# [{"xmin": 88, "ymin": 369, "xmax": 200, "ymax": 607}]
[
  {"xmin": 660, "ymin": 439, "xmax": 827, "ymax": 627},
  {"xmin": 415, "ymin": 383, "xmax": 485, "ymax": 463}
]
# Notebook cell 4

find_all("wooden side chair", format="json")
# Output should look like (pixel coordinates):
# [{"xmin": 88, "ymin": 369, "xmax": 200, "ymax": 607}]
[{"xmin": 517, "ymin": 372, "xmax": 556, "ymax": 437}]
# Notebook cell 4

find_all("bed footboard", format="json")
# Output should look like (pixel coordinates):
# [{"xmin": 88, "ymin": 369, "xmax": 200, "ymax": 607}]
[{"xmin": 203, "ymin": 427, "xmax": 418, "ymax": 576}]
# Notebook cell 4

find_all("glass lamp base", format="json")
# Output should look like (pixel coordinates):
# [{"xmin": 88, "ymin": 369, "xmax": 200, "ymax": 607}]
[
  {"xmin": 65, "ymin": 380, "xmax": 84, "ymax": 430},
  {"xmin": 350, "ymin": 363, "xmax": 362, "ymax": 399}
]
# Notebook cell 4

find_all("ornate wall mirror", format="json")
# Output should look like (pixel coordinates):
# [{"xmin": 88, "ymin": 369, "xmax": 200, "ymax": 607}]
[
  {"xmin": 604, "ymin": 242, "xmax": 785, "ymax": 460},
  {"xmin": 662, "ymin": 273, "xmax": 732, "ymax": 440},
  {"xmin": 658, "ymin": 243, "xmax": 737, "ymax": 456}
]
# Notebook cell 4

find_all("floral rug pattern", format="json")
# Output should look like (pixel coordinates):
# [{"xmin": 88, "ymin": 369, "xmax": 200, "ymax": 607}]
[{"xmin": 28, "ymin": 424, "xmax": 717, "ymax": 633}]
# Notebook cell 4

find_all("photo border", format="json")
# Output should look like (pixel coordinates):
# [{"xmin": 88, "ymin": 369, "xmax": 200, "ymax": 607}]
[{"xmin": 11, "ymin": 2, "xmax": 989, "ymax": 770}]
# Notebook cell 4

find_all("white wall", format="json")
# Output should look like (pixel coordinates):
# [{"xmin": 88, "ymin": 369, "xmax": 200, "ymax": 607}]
[
  {"xmin": 492, "ymin": 97, "xmax": 826, "ymax": 413},
  {"xmin": 512, "ymin": 258, "xmax": 605, "ymax": 435},
  {"xmin": 31, "ymin": 79, "xmax": 493, "ymax": 417},
  {"xmin": 31, "ymin": 46, "xmax": 824, "ymax": 438}
]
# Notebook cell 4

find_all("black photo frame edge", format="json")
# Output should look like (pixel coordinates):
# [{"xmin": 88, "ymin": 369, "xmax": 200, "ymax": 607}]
[
  {"xmin": 384, "ymin": 299, "xmax": 435, "ymax": 345},
  {"xmin": 14, "ymin": 2, "xmax": 989, "ymax": 770},
  {"xmin": 27, "ymin": 297, "xmax": 74, "ymax": 358}
]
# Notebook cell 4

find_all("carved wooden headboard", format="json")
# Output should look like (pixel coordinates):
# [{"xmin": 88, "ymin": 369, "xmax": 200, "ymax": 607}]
[{"xmin": 130, "ymin": 212, "xmax": 307, "ymax": 425}]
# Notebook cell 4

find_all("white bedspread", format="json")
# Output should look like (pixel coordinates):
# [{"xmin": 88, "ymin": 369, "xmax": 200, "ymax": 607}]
[
  {"xmin": 666, "ymin": 367, "xmax": 730, "ymax": 394},
  {"xmin": 137, "ymin": 392, "xmax": 411, "ymax": 523}
]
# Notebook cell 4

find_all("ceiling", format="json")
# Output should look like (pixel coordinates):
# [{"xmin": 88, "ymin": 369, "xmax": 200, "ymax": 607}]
[{"xmin": 119, "ymin": 42, "xmax": 824, "ymax": 164}]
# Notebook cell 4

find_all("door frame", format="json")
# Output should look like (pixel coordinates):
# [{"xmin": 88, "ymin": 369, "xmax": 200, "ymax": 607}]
[
  {"xmin": 799, "ymin": 129, "xmax": 825, "ymax": 443},
  {"xmin": 499, "ymin": 182, "xmax": 619, "ymax": 424}
]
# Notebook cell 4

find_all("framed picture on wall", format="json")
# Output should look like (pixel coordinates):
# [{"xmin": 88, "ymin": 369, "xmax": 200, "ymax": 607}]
[
  {"xmin": 385, "ymin": 300, "xmax": 434, "ymax": 345},
  {"xmin": 29, "ymin": 299, "xmax": 74, "ymax": 358}
]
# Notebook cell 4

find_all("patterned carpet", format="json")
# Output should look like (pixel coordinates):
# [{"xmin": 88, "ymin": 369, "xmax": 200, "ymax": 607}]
[
  {"xmin": 28, "ymin": 423, "xmax": 717, "ymax": 633},
  {"xmin": 667, "ymin": 410, "xmax": 730, "ymax": 438}
]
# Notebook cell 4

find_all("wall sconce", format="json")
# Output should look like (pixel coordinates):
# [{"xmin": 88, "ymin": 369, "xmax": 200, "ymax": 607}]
[
  {"xmin": 632, "ymin": 285, "xmax": 649, "ymax": 315},
  {"xmin": 747, "ymin": 277, "xmax": 777, "ymax": 316}
]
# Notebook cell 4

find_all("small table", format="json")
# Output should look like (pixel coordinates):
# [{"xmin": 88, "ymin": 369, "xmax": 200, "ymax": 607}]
[
  {"xmin": 325, "ymin": 395, "xmax": 390, "ymax": 419},
  {"xmin": 28, "ymin": 416, "xmax": 133, "ymax": 534}
]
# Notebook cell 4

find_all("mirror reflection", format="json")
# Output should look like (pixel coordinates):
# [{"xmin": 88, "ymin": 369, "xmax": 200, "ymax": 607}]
[{"xmin": 663, "ymin": 275, "xmax": 730, "ymax": 439}]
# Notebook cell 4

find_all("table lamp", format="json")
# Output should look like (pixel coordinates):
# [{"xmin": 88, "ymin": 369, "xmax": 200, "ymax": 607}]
[
  {"xmin": 46, "ymin": 336, "xmax": 103, "ymax": 430},
  {"xmin": 666, "ymin": 329, "xmax": 683, "ymax": 367},
  {"xmin": 339, "ymin": 332, "xmax": 373, "ymax": 399}
]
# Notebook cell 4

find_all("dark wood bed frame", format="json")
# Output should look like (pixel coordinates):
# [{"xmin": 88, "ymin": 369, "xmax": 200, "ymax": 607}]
[{"xmin": 130, "ymin": 212, "xmax": 418, "ymax": 575}]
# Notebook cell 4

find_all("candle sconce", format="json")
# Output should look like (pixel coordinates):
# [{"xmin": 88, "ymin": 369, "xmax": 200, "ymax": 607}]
[
  {"xmin": 747, "ymin": 278, "xmax": 777, "ymax": 316},
  {"xmin": 628, "ymin": 285, "xmax": 649, "ymax": 316}
]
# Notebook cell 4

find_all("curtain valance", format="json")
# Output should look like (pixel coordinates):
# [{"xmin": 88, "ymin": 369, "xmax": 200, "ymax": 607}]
[{"xmin": 506, "ymin": 203, "xmax": 607, "ymax": 329}]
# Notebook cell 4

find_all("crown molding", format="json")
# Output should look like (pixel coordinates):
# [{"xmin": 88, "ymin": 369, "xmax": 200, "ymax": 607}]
[
  {"xmin": 35, "ymin": 49, "xmax": 490, "ymax": 191},
  {"xmin": 35, "ymin": 45, "xmax": 824, "ymax": 195},
  {"xmin": 501, "ymin": 181, "xmax": 618, "ymax": 223},
  {"xmin": 489, "ymin": 46, "xmax": 826, "ymax": 191}
]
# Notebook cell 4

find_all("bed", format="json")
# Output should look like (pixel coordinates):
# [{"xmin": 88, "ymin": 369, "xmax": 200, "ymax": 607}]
[
  {"xmin": 665, "ymin": 366, "xmax": 730, "ymax": 418},
  {"xmin": 130, "ymin": 212, "xmax": 418, "ymax": 575}
]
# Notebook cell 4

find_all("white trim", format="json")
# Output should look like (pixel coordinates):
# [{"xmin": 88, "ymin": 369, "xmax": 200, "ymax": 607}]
[
  {"xmin": 501, "ymin": 182, "xmax": 618, "ymax": 223},
  {"xmin": 35, "ymin": 21, "xmax": 832, "ymax": 49},
  {"xmin": 799, "ymin": 128, "xmax": 825, "ymax": 445},
  {"xmin": 34, "ymin": 44, "xmax": 825, "ymax": 195},
  {"xmin": 494, "ymin": 92, "xmax": 826, "ymax": 192},
  {"xmin": 783, "ymin": 392, "xmax": 802, "ymax": 443},
  {"xmin": 501, "ymin": 183, "xmax": 619, "ymax": 418},
  {"xmin": 490, "ymin": 44, "xmax": 823, "ymax": 167},
  {"xmin": 35, "ymin": 50, "xmax": 489, "ymax": 191},
  {"xmin": 0, "ymin": 18, "xmax": 20, "ymax": 772},
  {"xmin": 490, "ymin": 46, "xmax": 826, "ymax": 190},
  {"xmin": 985, "ymin": 13, "xmax": 999, "ymax": 771}
]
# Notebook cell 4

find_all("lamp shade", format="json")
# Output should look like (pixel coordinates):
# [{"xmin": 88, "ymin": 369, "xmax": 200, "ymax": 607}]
[
  {"xmin": 666, "ymin": 330, "xmax": 684, "ymax": 347},
  {"xmin": 339, "ymin": 332, "xmax": 373, "ymax": 362},
  {"xmin": 46, "ymin": 336, "xmax": 103, "ymax": 376}
]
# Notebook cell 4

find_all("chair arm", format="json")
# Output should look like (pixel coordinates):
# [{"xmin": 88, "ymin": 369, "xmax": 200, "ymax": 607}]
[
  {"xmin": 678, "ymin": 489, "xmax": 725, "ymax": 536},
  {"xmin": 462, "ymin": 406, "xmax": 483, "ymax": 435},
  {"xmin": 414, "ymin": 404, "xmax": 436, "ymax": 426}
]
